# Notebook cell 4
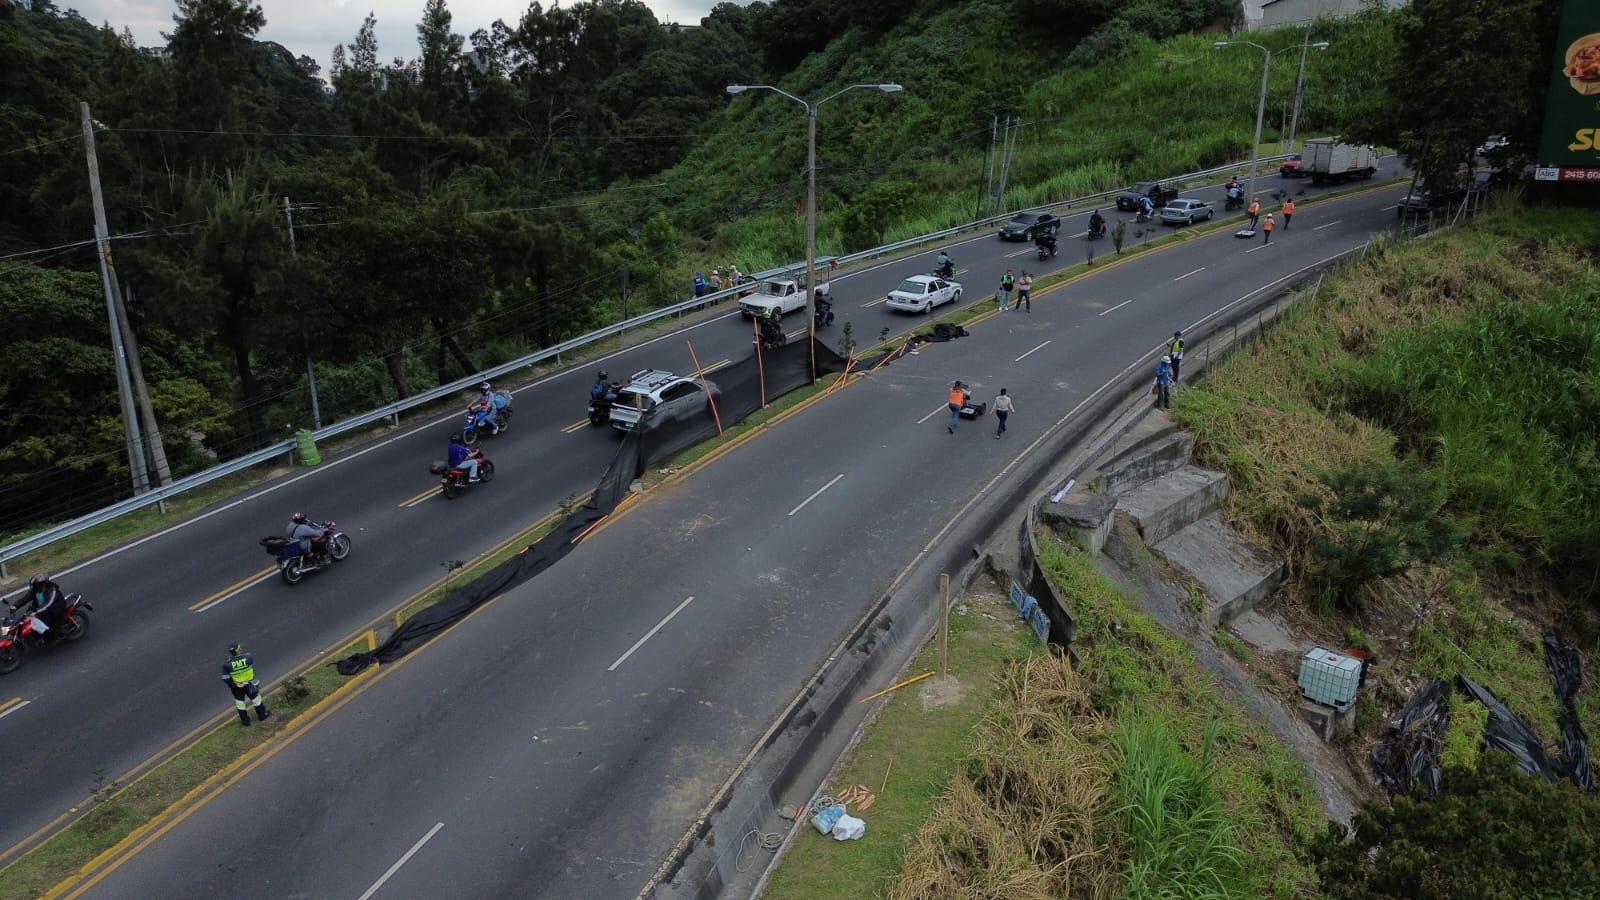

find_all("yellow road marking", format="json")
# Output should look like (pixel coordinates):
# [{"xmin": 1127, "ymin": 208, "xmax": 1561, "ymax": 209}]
[
  {"xmin": 187, "ymin": 567, "xmax": 276, "ymax": 612},
  {"xmin": 560, "ymin": 418, "xmax": 590, "ymax": 433},
  {"xmin": 397, "ymin": 483, "xmax": 438, "ymax": 507},
  {"xmin": 0, "ymin": 697, "xmax": 25, "ymax": 717},
  {"xmin": 860, "ymin": 296, "xmax": 886, "ymax": 308}
]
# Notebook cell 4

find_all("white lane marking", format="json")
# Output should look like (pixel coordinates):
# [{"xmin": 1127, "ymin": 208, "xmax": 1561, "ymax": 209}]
[
  {"xmin": 916, "ymin": 405, "xmax": 945, "ymax": 424},
  {"xmin": 1014, "ymin": 341, "xmax": 1052, "ymax": 362},
  {"xmin": 1381, "ymin": 205, "xmax": 1398, "ymax": 211},
  {"xmin": 1098, "ymin": 298, "xmax": 1135, "ymax": 317},
  {"xmin": 1174, "ymin": 267, "xmax": 1206, "ymax": 281},
  {"xmin": 609, "ymin": 596, "xmax": 694, "ymax": 672},
  {"xmin": 0, "ymin": 700, "xmax": 30, "ymax": 720},
  {"xmin": 1313, "ymin": 220, "xmax": 1342, "ymax": 231},
  {"xmin": 788, "ymin": 474, "xmax": 845, "ymax": 517},
  {"xmin": 357, "ymin": 821, "xmax": 445, "ymax": 900},
  {"xmin": 1004, "ymin": 247, "xmax": 1033, "ymax": 258},
  {"xmin": 1245, "ymin": 241, "xmax": 1275, "ymax": 253},
  {"xmin": 190, "ymin": 572, "xmax": 277, "ymax": 613}
]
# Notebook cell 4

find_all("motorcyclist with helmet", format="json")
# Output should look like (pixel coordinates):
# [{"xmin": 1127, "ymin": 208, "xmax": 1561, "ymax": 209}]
[
  {"xmin": 473, "ymin": 381, "xmax": 504, "ymax": 435},
  {"xmin": 1225, "ymin": 177, "xmax": 1244, "ymax": 210},
  {"xmin": 935, "ymin": 251, "xmax": 954, "ymax": 279},
  {"xmin": 447, "ymin": 432, "xmax": 481, "ymax": 482},
  {"xmin": 591, "ymin": 371, "xmax": 611, "ymax": 402},
  {"xmin": 8, "ymin": 573, "xmax": 66, "ymax": 634},
  {"xmin": 1089, "ymin": 209, "xmax": 1106, "ymax": 237},
  {"xmin": 284, "ymin": 512, "xmax": 326, "ymax": 559}
]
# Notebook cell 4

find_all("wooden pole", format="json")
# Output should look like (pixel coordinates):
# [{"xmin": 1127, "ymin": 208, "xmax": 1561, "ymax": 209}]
[{"xmin": 938, "ymin": 572, "xmax": 950, "ymax": 677}]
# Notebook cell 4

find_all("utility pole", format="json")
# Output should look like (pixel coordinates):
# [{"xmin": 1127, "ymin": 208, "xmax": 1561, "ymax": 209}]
[
  {"xmin": 995, "ymin": 117, "xmax": 1020, "ymax": 209},
  {"xmin": 120, "ymin": 284, "xmax": 172, "ymax": 488},
  {"xmin": 980, "ymin": 115, "xmax": 998, "ymax": 219},
  {"xmin": 1286, "ymin": 23, "xmax": 1313, "ymax": 150},
  {"xmin": 81, "ymin": 101, "xmax": 149, "ymax": 495},
  {"xmin": 282, "ymin": 197, "xmax": 323, "ymax": 429}
]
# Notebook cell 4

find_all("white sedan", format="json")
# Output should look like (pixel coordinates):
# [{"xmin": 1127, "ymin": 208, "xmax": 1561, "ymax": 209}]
[{"xmin": 885, "ymin": 274, "xmax": 963, "ymax": 314}]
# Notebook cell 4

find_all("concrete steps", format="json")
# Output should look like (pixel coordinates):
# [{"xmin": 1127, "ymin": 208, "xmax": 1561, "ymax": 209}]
[
  {"xmin": 1115, "ymin": 465, "xmax": 1228, "ymax": 546},
  {"xmin": 1155, "ymin": 514, "xmax": 1285, "ymax": 626}
]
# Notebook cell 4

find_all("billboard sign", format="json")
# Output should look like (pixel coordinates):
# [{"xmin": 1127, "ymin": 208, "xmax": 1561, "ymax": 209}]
[{"xmin": 1541, "ymin": 0, "xmax": 1600, "ymax": 172}]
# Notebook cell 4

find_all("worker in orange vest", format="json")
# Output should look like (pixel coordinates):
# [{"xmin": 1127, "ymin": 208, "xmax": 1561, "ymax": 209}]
[
  {"xmin": 1282, "ymin": 198, "xmax": 1294, "ymax": 229},
  {"xmin": 947, "ymin": 381, "xmax": 967, "ymax": 434},
  {"xmin": 1262, "ymin": 213, "xmax": 1276, "ymax": 244},
  {"xmin": 1248, "ymin": 197, "xmax": 1261, "ymax": 229}
]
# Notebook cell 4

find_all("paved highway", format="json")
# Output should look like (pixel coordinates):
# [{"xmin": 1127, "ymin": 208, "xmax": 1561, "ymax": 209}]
[{"xmin": 49, "ymin": 177, "xmax": 1412, "ymax": 898}]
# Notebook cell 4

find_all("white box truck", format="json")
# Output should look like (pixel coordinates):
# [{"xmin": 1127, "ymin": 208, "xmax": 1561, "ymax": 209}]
[{"xmin": 1303, "ymin": 138, "xmax": 1377, "ymax": 185}]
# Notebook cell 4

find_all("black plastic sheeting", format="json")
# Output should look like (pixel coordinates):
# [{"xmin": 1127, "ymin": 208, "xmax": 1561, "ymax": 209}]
[
  {"xmin": 1369, "ymin": 680, "xmax": 1449, "ymax": 797},
  {"xmin": 337, "ymin": 338, "xmax": 849, "ymax": 676},
  {"xmin": 1369, "ymin": 633, "xmax": 1593, "ymax": 795}
]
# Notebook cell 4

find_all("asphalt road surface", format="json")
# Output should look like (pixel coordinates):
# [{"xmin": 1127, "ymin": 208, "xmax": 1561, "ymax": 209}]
[{"xmin": 45, "ymin": 177, "xmax": 1416, "ymax": 899}]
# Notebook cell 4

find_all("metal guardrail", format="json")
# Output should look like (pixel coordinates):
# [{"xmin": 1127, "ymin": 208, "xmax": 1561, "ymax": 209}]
[{"xmin": 0, "ymin": 155, "xmax": 1292, "ymax": 573}]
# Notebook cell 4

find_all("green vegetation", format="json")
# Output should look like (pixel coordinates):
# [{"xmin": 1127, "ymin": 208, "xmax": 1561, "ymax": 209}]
[
  {"xmin": 775, "ymin": 534, "xmax": 1320, "ymax": 898},
  {"xmin": 1311, "ymin": 754, "xmax": 1600, "ymax": 898}
]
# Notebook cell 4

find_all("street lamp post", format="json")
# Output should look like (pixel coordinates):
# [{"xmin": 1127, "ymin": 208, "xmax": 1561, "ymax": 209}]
[
  {"xmin": 1213, "ymin": 39, "xmax": 1328, "ymax": 207},
  {"xmin": 727, "ymin": 82, "xmax": 904, "ymax": 379}
]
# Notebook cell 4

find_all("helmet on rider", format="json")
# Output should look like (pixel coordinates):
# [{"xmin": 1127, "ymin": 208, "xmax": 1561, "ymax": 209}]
[
  {"xmin": 598, "ymin": 370, "xmax": 607, "ymax": 380},
  {"xmin": 451, "ymin": 432, "xmax": 464, "ymax": 444},
  {"xmin": 29, "ymin": 573, "xmax": 49, "ymax": 589},
  {"xmin": 480, "ymin": 381, "xmax": 492, "ymax": 393},
  {"xmin": 291, "ymin": 512, "xmax": 307, "ymax": 525}
]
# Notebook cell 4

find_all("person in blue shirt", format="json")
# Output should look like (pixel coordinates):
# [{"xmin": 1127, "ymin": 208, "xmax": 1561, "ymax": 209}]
[
  {"xmin": 1139, "ymin": 195, "xmax": 1155, "ymax": 219},
  {"xmin": 591, "ymin": 370, "xmax": 612, "ymax": 402},
  {"xmin": 284, "ymin": 512, "xmax": 325, "ymax": 557},
  {"xmin": 693, "ymin": 271, "xmax": 707, "ymax": 298},
  {"xmin": 1153, "ymin": 356, "xmax": 1174, "ymax": 410},
  {"xmin": 448, "ymin": 432, "xmax": 480, "ymax": 482}
]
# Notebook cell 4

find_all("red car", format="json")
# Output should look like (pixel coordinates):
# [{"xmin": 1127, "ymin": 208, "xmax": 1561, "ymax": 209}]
[{"xmin": 1279, "ymin": 154, "xmax": 1304, "ymax": 178}]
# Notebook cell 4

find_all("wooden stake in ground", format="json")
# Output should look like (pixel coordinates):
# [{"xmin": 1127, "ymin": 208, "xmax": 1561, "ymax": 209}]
[
  {"xmin": 939, "ymin": 572, "xmax": 950, "ymax": 677},
  {"xmin": 880, "ymin": 754, "xmax": 894, "ymax": 794}
]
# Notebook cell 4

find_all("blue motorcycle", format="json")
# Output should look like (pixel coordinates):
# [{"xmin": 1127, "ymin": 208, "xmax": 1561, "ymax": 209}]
[{"xmin": 461, "ymin": 390, "xmax": 513, "ymax": 445}]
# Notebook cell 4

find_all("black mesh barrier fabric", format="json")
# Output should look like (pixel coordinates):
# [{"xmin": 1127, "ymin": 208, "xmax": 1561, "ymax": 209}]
[
  {"xmin": 1458, "ymin": 675, "xmax": 1559, "ymax": 782},
  {"xmin": 336, "ymin": 432, "xmax": 641, "ymax": 675},
  {"xmin": 1544, "ymin": 632, "xmax": 1592, "ymax": 789},
  {"xmin": 1369, "ymin": 679, "xmax": 1449, "ymax": 796},
  {"xmin": 338, "ymin": 339, "xmax": 848, "ymax": 675}
]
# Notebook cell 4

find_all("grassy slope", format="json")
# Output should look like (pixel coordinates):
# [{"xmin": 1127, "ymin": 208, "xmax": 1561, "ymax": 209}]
[
  {"xmin": 1173, "ymin": 201, "xmax": 1600, "ymax": 745},
  {"xmin": 605, "ymin": 9, "xmax": 1395, "ymax": 277}
]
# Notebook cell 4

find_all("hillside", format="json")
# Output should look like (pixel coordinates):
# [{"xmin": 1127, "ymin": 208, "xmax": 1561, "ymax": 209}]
[{"xmin": 615, "ymin": 5, "xmax": 1397, "ymax": 273}]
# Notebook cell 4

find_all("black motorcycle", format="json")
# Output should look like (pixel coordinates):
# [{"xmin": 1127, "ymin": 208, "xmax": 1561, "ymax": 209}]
[
  {"xmin": 814, "ymin": 299, "xmax": 835, "ymax": 329},
  {"xmin": 757, "ymin": 316, "xmax": 787, "ymax": 350},
  {"xmin": 1036, "ymin": 235, "xmax": 1058, "ymax": 260},
  {"xmin": 1087, "ymin": 220, "xmax": 1107, "ymax": 240},
  {"xmin": 587, "ymin": 386, "xmax": 619, "ymax": 426},
  {"xmin": 934, "ymin": 259, "xmax": 955, "ymax": 279}
]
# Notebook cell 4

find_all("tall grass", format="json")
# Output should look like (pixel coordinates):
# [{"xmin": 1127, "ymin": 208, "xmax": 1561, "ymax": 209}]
[{"xmin": 885, "ymin": 535, "xmax": 1321, "ymax": 898}]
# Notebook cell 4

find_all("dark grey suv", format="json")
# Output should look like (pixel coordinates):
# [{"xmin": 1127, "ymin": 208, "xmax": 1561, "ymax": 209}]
[{"xmin": 998, "ymin": 212, "xmax": 1060, "ymax": 242}]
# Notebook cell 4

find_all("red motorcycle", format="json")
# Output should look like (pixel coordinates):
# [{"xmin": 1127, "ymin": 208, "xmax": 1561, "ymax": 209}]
[
  {"xmin": 0, "ymin": 593, "xmax": 92, "ymax": 675},
  {"xmin": 429, "ymin": 452, "xmax": 495, "ymax": 499},
  {"xmin": 259, "ymin": 522, "xmax": 352, "ymax": 585}
]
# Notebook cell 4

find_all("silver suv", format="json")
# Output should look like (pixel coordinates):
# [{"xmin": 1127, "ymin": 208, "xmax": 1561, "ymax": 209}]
[{"xmin": 608, "ymin": 369, "xmax": 717, "ymax": 432}]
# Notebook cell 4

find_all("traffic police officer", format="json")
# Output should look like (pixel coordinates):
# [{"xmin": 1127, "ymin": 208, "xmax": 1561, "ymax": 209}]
[
  {"xmin": 223, "ymin": 643, "xmax": 271, "ymax": 726},
  {"xmin": 1168, "ymin": 331, "xmax": 1185, "ymax": 381}
]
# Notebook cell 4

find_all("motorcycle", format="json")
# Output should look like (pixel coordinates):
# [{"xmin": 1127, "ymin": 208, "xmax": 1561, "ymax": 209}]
[
  {"xmin": 0, "ymin": 593, "xmax": 92, "ymax": 675},
  {"xmin": 1135, "ymin": 208, "xmax": 1153, "ymax": 224},
  {"xmin": 814, "ymin": 299, "xmax": 835, "ymax": 329},
  {"xmin": 757, "ymin": 318, "xmax": 787, "ymax": 350},
  {"xmin": 430, "ymin": 453, "xmax": 494, "ymax": 499},
  {"xmin": 934, "ymin": 259, "xmax": 955, "ymax": 280},
  {"xmin": 1087, "ymin": 220, "xmax": 1107, "ymax": 240},
  {"xmin": 461, "ymin": 390, "xmax": 513, "ymax": 445},
  {"xmin": 1224, "ymin": 191, "xmax": 1244, "ymax": 212},
  {"xmin": 1036, "ymin": 237, "xmax": 1058, "ymax": 261},
  {"xmin": 259, "ymin": 522, "xmax": 352, "ymax": 586}
]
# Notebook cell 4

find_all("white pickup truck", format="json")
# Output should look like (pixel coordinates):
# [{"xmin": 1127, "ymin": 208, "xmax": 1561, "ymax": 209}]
[{"xmin": 737, "ymin": 276, "xmax": 831, "ymax": 318}]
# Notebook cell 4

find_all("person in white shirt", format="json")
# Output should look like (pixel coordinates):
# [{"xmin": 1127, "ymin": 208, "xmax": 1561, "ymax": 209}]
[{"xmin": 993, "ymin": 388, "xmax": 1015, "ymax": 438}]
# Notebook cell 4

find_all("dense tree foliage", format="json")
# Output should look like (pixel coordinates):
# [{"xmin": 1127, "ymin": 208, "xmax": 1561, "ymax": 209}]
[{"xmin": 1310, "ymin": 754, "xmax": 1600, "ymax": 898}]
